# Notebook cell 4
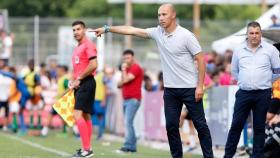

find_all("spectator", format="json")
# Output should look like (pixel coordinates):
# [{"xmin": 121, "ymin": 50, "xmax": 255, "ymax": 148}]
[
  {"xmin": 205, "ymin": 52, "xmax": 217, "ymax": 74},
  {"xmin": 13, "ymin": 67, "xmax": 30, "ymax": 135},
  {"xmin": 8, "ymin": 67, "xmax": 22, "ymax": 133},
  {"xmin": 224, "ymin": 49, "xmax": 233, "ymax": 64},
  {"xmin": 269, "ymin": 14, "xmax": 280, "ymax": 28},
  {"xmin": 155, "ymin": 71, "xmax": 164, "ymax": 91},
  {"xmin": 103, "ymin": 66, "xmax": 118, "ymax": 132},
  {"xmin": 0, "ymin": 30, "xmax": 13, "ymax": 66},
  {"xmin": 204, "ymin": 73, "xmax": 214, "ymax": 90},
  {"xmin": 117, "ymin": 49, "xmax": 144, "ymax": 153},
  {"xmin": 23, "ymin": 59, "xmax": 42, "ymax": 129},
  {"xmin": 48, "ymin": 59, "xmax": 57, "ymax": 80},
  {"xmin": 93, "ymin": 71, "xmax": 107, "ymax": 140},
  {"xmin": 143, "ymin": 74, "xmax": 157, "ymax": 92},
  {"xmin": 0, "ymin": 60, "xmax": 14, "ymax": 131},
  {"xmin": 219, "ymin": 64, "xmax": 235, "ymax": 86},
  {"xmin": 211, "ymin": 70, "xmax": 220, "ymax": 87},
  {"xmin": 40, "ymin": 65, "xmax": 59, "ymax": 136}
]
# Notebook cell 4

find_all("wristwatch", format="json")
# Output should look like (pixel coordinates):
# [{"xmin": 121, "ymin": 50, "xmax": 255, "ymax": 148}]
[{"xmin": 104, "ymin": 25, "xmax": 110, "ymax": 33}]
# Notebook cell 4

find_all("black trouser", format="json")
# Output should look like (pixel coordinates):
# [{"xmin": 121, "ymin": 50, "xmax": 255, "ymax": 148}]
[
  {"xmin": 224, "ymin": 89, "xmax": 271, "ymax": 158},
  {"xmin": 163, "ymin": 88, "xmax": 214, "ymax": 158}
]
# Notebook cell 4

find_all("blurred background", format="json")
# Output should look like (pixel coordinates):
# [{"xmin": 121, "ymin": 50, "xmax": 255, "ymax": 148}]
[{"xmin": 1, "ymin": 0, "xmax": 278, "ymax": 69}]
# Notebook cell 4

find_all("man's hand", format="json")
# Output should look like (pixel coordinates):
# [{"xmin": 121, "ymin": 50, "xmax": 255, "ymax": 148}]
[
  {"xmin": 68, "ymin": 79, "xmax": 81, "ymax": 89},
  {"xmin": 88, "ymin": 28, "xmax": 104, "ymax": 37},
  {"xmin": 88, "ymin": 26, "xmax": 149, "ymax": 38},
  {"xmin": 117, "ymin": 81, "xmax": 123, "ymax": 88},
  {"xmin": 269, "ymin": 115, "xmax": 280, "ymax": 126},
  {"xmin": 121, "ymin": 63, "xmax": 128, "ymax": 71},
  {"xmin": 195, "ymin": 86, "xmax": 204, "ymax": 102}
]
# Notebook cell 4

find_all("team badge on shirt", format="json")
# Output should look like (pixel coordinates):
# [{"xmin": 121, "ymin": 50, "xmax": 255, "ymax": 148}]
[{"xmin": 74, "ymin": 56, "xmax": 80, "ymax": 64}]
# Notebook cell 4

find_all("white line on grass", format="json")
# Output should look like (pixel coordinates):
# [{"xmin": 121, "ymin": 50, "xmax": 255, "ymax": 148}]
[{"xmin": 1, "ymin": 132, "xmax": 71, "ymax": 157}]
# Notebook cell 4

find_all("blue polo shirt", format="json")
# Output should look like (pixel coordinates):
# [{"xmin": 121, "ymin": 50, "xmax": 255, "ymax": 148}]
[{"xmin": 231, "ymin": 40, "xmax": 280, "ymax": 90}]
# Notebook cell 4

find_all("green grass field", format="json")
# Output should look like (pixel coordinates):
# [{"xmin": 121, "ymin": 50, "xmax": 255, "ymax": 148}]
[{"xmin": 0, "ymin": 131, "xmax": 202, "ymax": 158}]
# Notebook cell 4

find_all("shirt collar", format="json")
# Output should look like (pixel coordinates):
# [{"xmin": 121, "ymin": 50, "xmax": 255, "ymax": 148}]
[
  {"xmin": 162, "ymin": 25, "xmax": 180, "ymax": 37},
  {"xmin": 243, "ymin": 40, "xmax": 263, "ymax": 52},
  {"xmin": 79, "ymin": 37, "xmax": 88, "ymax": 45}
]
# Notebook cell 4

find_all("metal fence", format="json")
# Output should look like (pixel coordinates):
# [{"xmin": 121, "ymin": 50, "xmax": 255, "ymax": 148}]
[{"xmin": 8, "ymin": 17, "xmax": 248, "ymax": 71}]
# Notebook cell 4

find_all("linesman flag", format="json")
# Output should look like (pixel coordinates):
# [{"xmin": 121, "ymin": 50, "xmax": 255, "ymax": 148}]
[
  {"xmin": 52, "ymin": 90, "xmax": 75, "ymax": 127},
  {"xmin": 273, "ymin": 79, "xmax": 280, "ymax": 99}
]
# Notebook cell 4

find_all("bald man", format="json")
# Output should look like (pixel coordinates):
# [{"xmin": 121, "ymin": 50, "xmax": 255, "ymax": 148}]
[{"xmin": 92, "ymin": 4, "xmax": 214, "ymax": 158}]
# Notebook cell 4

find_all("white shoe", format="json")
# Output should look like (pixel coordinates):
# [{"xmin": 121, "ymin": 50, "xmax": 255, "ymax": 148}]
[
  {"xmin": 41, "ymin": 127, "xmax": 48, "ymax": 136},
  {"xmin": 72, "ymin": 125, "xmax": 79, "ymax": 135},
  {"xmin": 2, "ymin": 126, "xmax": 8, "ymax": 132}
]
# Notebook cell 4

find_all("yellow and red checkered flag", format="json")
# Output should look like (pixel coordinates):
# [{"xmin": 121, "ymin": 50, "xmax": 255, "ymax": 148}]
[
  {"xmin": 52, "ymin": 90, "xmax": 75, "ymax": 127},
  {"xmin": 273, "ymin": 78, "xmax": 280, "ymax": 99}
]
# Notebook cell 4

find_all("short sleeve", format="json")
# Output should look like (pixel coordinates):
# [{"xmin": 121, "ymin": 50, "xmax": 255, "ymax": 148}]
[
  {"xmin": 86, "ymin": 42, "xmax": 97, "ymax": 60},
  {"xmin": 145, "ymin": 27, "xmax": 158, "ymax": 39},
  {"xmin": 186, "ymin": 33, "xmax": 202, "ymax": 55},
  {"xmin": 63, "ymin": 79, "xmax": 69, "ymax": 89},
  {"xmin": 128, "ymin": 64, "xmax": 141, "ymax": 78}
]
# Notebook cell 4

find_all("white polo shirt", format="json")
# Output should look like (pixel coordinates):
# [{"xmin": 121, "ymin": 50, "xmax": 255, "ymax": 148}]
[{"xmin": 145, "ymin": 25, "xmax": 202, "ymax": 88}]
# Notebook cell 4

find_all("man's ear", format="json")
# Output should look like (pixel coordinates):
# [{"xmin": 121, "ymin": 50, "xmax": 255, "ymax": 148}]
[{"xmin": 172, "ymin": 12, "xmax": 176, "ymax": 19}]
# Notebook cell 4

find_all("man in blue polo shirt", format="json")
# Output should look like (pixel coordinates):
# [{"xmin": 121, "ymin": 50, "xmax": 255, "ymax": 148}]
[{"xmin": 224, "ymin": 21, "xmax": 280, "ymax": 158}]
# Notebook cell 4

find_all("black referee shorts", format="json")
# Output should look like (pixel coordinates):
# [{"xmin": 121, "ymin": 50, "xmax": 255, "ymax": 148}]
[{"xmin": 74, "ymin": 76, "xmax": 96, "ymax": 114}]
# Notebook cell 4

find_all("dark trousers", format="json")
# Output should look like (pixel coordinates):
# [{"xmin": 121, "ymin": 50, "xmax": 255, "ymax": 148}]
[
  {"xmin": 163, "ymin": 88, "xmax": 214, "ymax": 158},
  {"xmin": 224, "ymin": 89, "xmax": 271, "ymax": 158}
]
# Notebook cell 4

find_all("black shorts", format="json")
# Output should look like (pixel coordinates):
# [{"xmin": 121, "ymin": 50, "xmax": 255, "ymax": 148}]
[
  {"xmin": 268, "ymin": 98, "xmax": 280, "ymax": 114},
  {"xmin": 0, "ymin": 101, "xmax": 9, "ymax": 117},
  {"xmin": 74, "ymin": 76, "xmax": 96, "ymax": 114}
]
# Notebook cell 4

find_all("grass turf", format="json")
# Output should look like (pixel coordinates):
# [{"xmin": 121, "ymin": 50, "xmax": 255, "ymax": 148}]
[{"xmin": 0, "ymin": 131, "xmax": 202, "ymax": 158}]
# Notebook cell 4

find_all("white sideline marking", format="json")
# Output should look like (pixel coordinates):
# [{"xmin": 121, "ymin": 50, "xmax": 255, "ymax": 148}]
[{"xmin": 1, "ymin": 132, "xmax": 71, "ymax": 157}]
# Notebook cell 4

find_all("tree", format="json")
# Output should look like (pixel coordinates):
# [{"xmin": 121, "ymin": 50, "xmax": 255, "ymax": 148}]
[
  {"xmin": 0, "ymin": 0, "xmax": 74, "ymax": 17},
  {"xmin": 0, "ymin": 0, "xmax": 265, "ymax": 21}
]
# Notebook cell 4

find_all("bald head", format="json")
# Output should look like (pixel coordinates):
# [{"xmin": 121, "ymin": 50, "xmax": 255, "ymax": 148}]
[{"xmin": 159, "ymin": 3, "xmax": 176, "ymax": 14}]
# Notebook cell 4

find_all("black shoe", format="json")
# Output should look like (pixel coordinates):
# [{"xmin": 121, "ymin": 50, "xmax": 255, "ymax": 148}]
[
  {"xmin": 245, "ymin": 147, "xmax": 253, "ymax": 156},
  {"xmin": 72, "ymin": 149, "xmax": 94, "ymax": 158},
  {"xmin": 72, "ymin": 149, "xmax": 81, "ymax": 158},
  {"xmin": 117, "ymin": 147, "xmax": 137, "ymax": 153}
]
